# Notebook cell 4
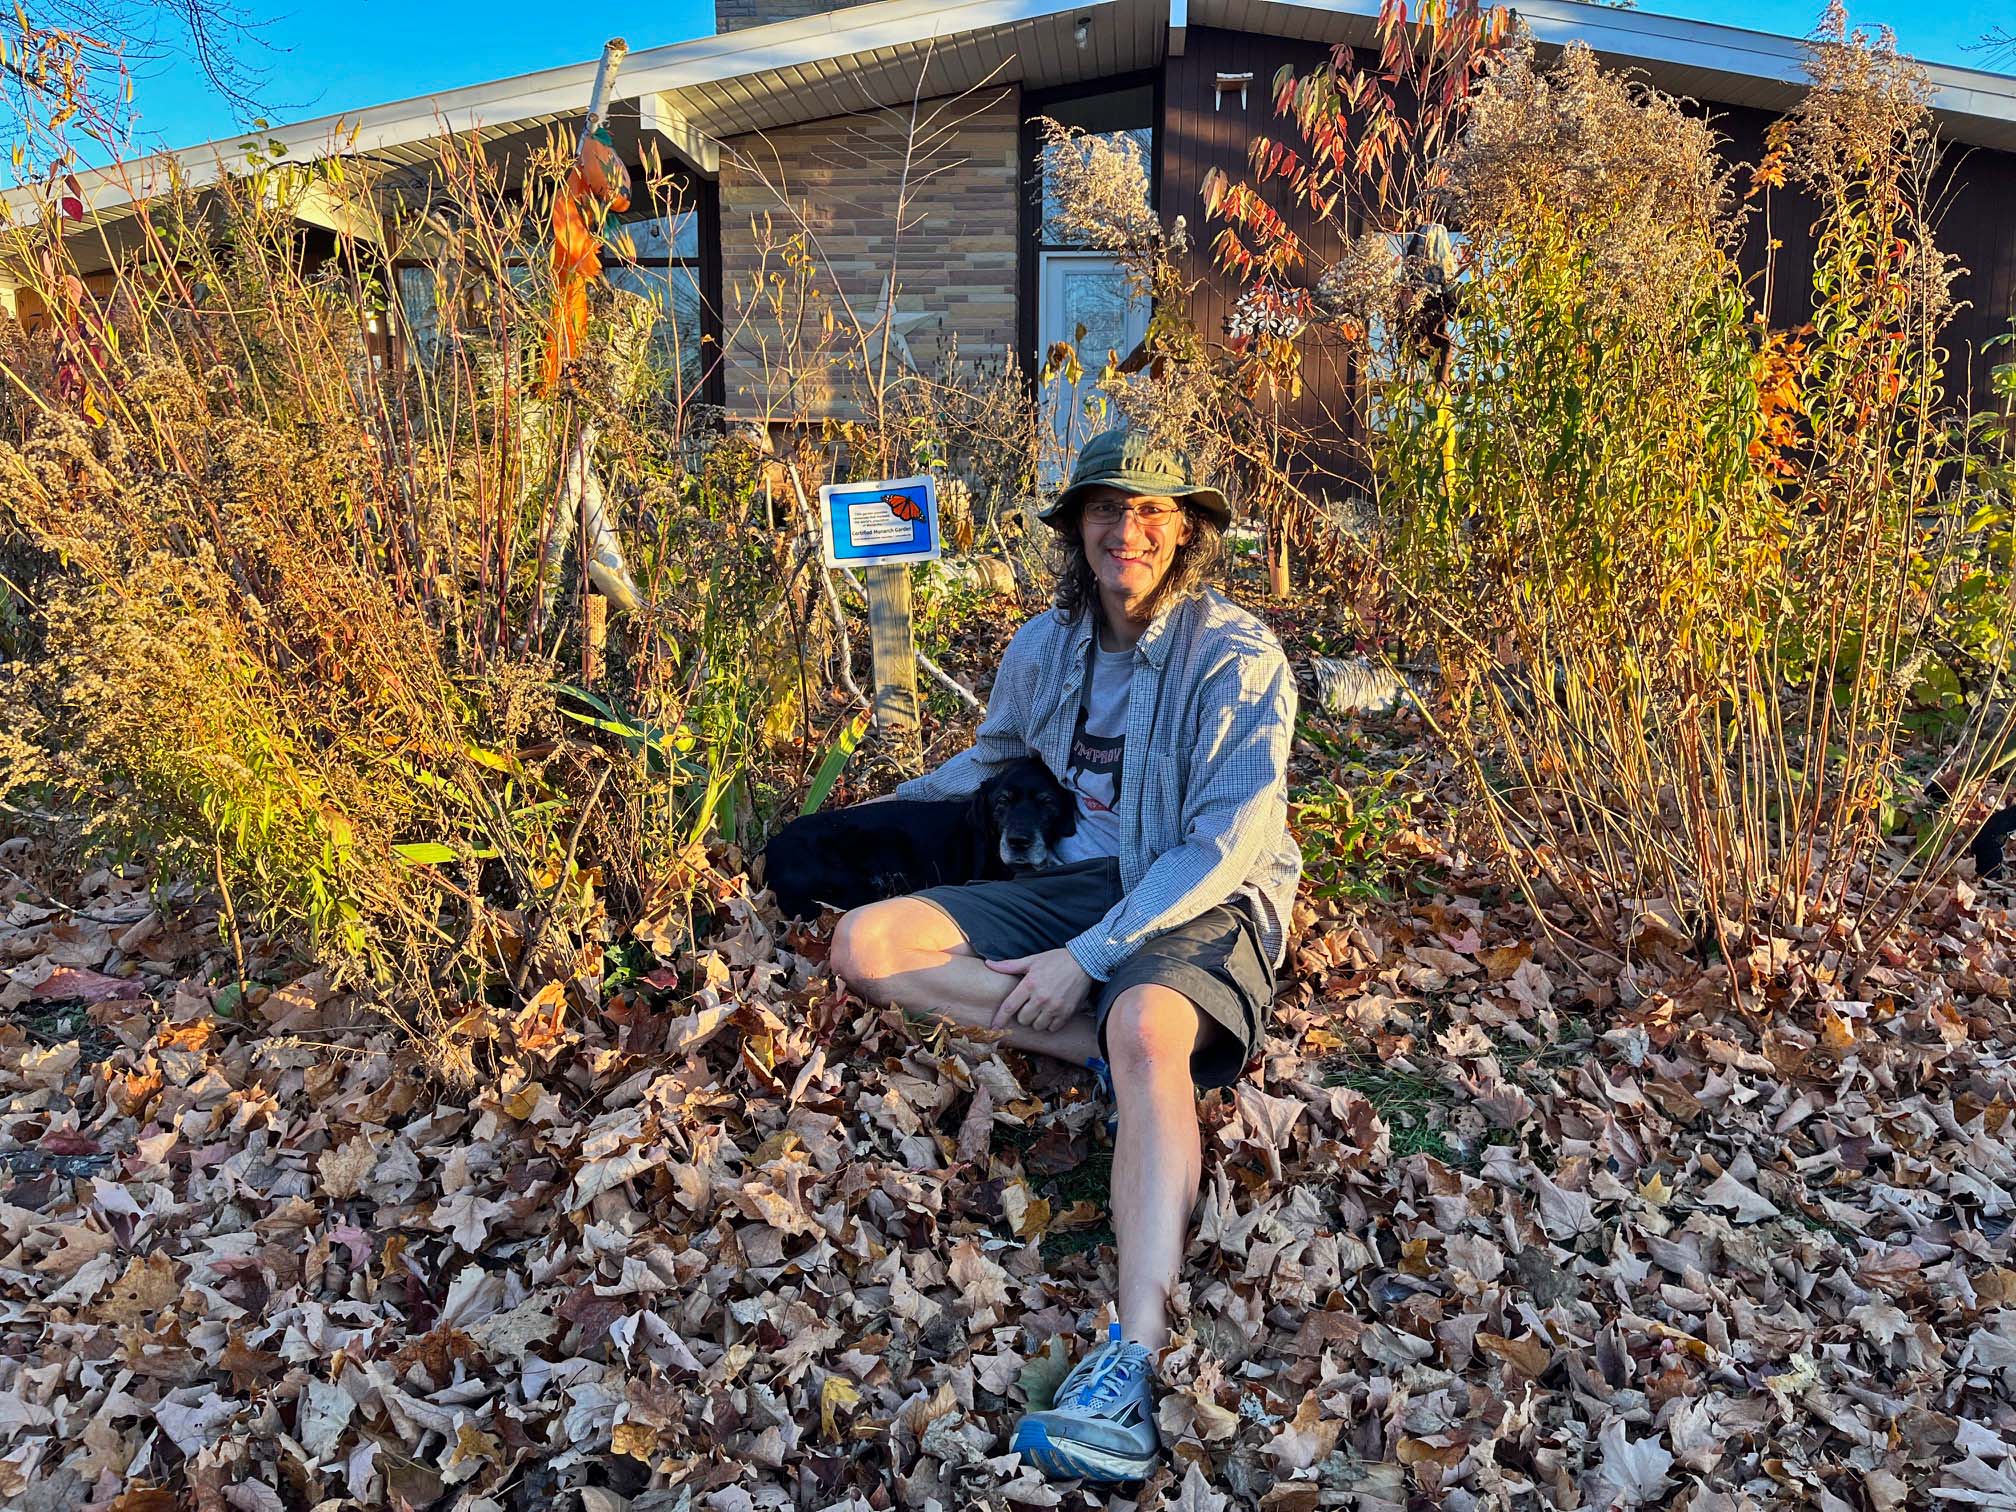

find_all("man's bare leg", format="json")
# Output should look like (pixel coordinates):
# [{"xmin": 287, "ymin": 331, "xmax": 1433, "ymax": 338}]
[
  {"xmin": 1102, "ymin": 985, "xmax": 1206, "ymax": 1350},
  {"xmin": 831, "ymin": 897, "xmax": 1103, "ymax": 1065}
]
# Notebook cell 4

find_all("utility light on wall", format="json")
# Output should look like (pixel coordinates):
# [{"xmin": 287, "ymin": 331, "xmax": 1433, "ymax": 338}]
[{"xmin": 1074, "ymin": 15, "xmax": 1091, "ymax": 48}]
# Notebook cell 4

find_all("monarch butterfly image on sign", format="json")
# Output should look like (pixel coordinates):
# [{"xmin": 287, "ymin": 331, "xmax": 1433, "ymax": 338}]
[{"xmin": 819, "ymin": 475, "xmax": 942, "ymax": 567}]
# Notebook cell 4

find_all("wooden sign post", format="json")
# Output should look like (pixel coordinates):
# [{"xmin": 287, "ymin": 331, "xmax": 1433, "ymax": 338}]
[
  {"xmin": 862, "ymin": 564, "xmax": 919, "ymax": 743},
  {"xmin": 819, "ymin": 475, "xmax": 942, "ymax": 768}
]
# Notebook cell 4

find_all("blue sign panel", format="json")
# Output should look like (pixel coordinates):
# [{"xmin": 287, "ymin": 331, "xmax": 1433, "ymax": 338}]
[{"xmin": 820, "ymin": 474, "xmax": 941, "ymax": 568}]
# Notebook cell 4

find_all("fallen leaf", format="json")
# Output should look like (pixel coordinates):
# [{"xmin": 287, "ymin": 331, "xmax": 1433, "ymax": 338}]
[
  {"xmin": 610, "ymin": 1420, "xmax": 657, "ymax": 1461},
  {"xmin": 28, "ymin": 967, "xmax": 143, "ymax": 1002},
  {"xmin": 820, "ymin": 1374, "xmax": 862, "ymax": 1439},
  {"xmin": 1016, "ymin": 1334, "xmax": 1073, "ymax": 1409}
]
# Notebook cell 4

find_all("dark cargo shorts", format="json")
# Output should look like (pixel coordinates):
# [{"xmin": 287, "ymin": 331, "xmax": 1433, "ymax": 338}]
[{"xmin": 913, "ymin": 857, "xmax": 1274, "ymax": 1088}]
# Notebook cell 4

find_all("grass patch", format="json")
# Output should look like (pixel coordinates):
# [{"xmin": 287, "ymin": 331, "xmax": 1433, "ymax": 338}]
[
  {"xmin": 8, "ymin": 1002, "xmax": 125, "ymax": 1067},
  {"xmin": 1390, "ymin": 1121, "xmax": 1460, "ymax": 1163},
  {"xmin": 1787, "ymin": 1207, "xmax": 1857, "ymax": 1245},
  {"xmin": 1046, "ymin": 1150, "xmax": 1113, "ymax": 1207},
  {"xmin": 1037, "ymin": 1151, "xmax": 1114, "ymax": 1266},
  {"xmin": 1040, "ymin": 1224, "xmax": 1116, "ymax": 1266},
  {"xmin": 1324, "ymin": 1061, "xmax": 1463, "ymax": 1164}
]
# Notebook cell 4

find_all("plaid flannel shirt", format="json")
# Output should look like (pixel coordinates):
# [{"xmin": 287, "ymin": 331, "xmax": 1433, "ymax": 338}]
[{"xmin": 895, "ymin": 588, "xmax": 1300, "ymax": 979}]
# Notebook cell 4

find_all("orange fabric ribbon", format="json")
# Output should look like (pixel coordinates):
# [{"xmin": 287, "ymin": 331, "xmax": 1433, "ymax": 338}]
[{"xmin": 541, "ymin": 131, "xmax": 631, "ymax": 393}]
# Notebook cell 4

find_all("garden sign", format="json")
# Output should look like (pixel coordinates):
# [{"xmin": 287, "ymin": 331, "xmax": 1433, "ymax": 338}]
[
  {"xmin": 818, "ymin": 474, "xmax": 941, "ymax": 568},
  {"xmin": 818, "ymin": 475, "xmax": 939, "ymax": 752}
]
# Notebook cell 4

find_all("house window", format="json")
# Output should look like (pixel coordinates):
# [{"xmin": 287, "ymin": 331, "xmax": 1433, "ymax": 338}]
[
  {"xmin": 603, "ymin": 198, "xmax": 707, "ymax": 396},
  {"xmin": 395, "ymin": 266, "xmax": 443, "ymax": 369},
  {"xmin": 1025, "ymin": 82, "xmax": 1157, "ymax": 471},
  {"xmin": 394, "ymin": 177, "xmax": 714, "ymax": 401},
  {"xmin": 1034, "ymin": 84, "xmax": 1155, "ymax": 251}
]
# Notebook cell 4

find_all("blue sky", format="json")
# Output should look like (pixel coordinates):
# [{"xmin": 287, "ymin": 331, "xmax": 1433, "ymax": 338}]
[{"xmin": 121, "ymin": 0, "xmax": 2012, "ymax": 153}]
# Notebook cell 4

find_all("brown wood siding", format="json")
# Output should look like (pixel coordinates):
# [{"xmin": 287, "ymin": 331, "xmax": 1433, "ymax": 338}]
[
  {"xmin": 1711, "ymin": 104, "xmax": 1820, "ymax": 335},
  {"xmin": 1163, "ymin": 32, "xmax": 2016, "ymax": 464},
  {"xmin": 1707, "ymin": 100, "xmax": 2016, "ymax": 411},
  {"xmin": 1162, "ymin": 26, "xmax": 1363, "ymax": 485},
  {"xmin": 1929, "ymin": 144, "xmax": 2016, "ymax": 407}
]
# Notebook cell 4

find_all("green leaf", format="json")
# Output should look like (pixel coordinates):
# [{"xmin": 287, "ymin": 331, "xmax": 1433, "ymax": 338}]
[
  {"xmin": 1016, "ymin": 1333, "xmax": 1075, "ymax": 1410},
  {"xmin": 393, "ymin": 842, "xmax": 458, "ymax": 865},
  {"xmin": 464, "ymin": 743, "xmax": 520, "ymax": 774},
  {"xmin": 558, "ymin": 707, "xmax": 648, "ymax": 739},
  {"xmin": 802, "ymin": 711, "xmax": 872, "ymax": 816}
]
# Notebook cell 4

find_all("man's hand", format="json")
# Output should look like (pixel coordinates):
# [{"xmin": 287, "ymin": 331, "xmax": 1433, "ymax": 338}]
[{"xmin": 986, "ymin": 948, "xmax": 1094, "ymax": 1034}]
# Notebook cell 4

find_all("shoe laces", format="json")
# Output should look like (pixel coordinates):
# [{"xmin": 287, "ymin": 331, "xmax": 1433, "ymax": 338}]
[
  {"xmin": 1072, "ymin": 1321, "xmax": 1146, "ymax": 1410},
  {"xmin": 1086, "ymin": 1058, "xmax": 1119, "ymax": 1142},
  {"xmin": 1086, "ymin": 1056, "xmax": 1116, "ymax": 1103}
]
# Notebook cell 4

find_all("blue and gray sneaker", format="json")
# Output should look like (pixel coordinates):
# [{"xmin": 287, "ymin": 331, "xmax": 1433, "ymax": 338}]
[
  {"xmin": 1011, "ymin": 1322, "xmax": 1161, "ymax": 1482},
  {"xmin": 1086, "ymin": 1056, "xmax": 1119, "ymax": 1143}
]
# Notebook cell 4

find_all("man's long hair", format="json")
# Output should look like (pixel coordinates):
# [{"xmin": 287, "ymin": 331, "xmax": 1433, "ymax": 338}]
[{"xmin": 1048, "ymin": 504, "xmax": 1227, "ymax": 626}]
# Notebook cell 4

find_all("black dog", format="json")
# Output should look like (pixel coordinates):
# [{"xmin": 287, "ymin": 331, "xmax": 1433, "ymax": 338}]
[
  {"xmin": 762, "ymin": 756, "xmax": 1076, "ymax": 919},
  {"xmin": 1925, "ymin": 776, "xmax": 2016, "ymax": 878}
]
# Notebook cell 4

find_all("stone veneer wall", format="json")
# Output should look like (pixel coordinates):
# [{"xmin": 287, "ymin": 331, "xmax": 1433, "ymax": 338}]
[{"xmin": 715, "ymin": 88, "xmax": 1021, "ymax": 419}]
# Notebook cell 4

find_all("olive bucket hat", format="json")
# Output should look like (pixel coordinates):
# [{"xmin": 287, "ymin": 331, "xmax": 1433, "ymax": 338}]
[{"xmin": 1039, "ymin": 427, "xmax": 1232, "ymax": 531}]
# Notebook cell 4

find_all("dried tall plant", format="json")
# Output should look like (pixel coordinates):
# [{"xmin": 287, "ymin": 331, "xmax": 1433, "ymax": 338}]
[
  {"xmin": 0, "ymin": 29, "xmax": 823, "ymax": 1069},
  {"xmin": 1381, "ymin": 20, "xmax": 2016, "ymax": 992}
]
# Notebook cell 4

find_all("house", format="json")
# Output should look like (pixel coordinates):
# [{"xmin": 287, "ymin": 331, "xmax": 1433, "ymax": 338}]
[{"xmin": 20, "ymin": 0, "xmax": 2016, "ymax": 450}]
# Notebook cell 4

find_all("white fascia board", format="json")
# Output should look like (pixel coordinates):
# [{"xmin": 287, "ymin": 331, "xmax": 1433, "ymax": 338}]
[
  {"xmin": 641, "ymin": 94, "xmax": 720, "ymax": 175},
  {"xmin": 1201, "ymin": 0, "xmax": 2016, "ymax": 142},
  {"xmin": 288, "ymin": 180, "xmax": 386, "ymax": 245},
  {"xmin": 31, "ymin": 0, "xmax": 1111, "ymax": 220},
  {"xmin": 627, "ymin": 0, "xmax": 1116, "ymax": 92},
  {"xmin": 1520, "ymin": 0, "xmax": 2016, "ymax": 138}
]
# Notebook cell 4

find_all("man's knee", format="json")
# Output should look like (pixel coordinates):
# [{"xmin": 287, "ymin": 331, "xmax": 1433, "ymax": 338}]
[
  {"xmin": 829, "ymin": 904, "xmax": 894, "ymax": 988},
  {"xmin": 1104, "ymin": 985, "xmax": 1202, "ymax": 1079}
]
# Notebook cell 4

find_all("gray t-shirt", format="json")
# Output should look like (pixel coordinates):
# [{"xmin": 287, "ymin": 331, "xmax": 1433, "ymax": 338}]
[{"xmin": 1055, "ymin": 642, "xmax": 1134, "ymax": 863}]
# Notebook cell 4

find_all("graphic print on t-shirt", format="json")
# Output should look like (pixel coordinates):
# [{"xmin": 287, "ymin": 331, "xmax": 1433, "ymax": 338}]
[
  {"xmin": 1056, "ymin": 638, "xmax": 1134, "ymax": 864},
  {"xmin": 1066, "ymin": 708, "xmax": 1123, "ymax": 818}
]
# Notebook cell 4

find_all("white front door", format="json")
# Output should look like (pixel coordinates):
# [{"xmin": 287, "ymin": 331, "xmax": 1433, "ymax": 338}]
[{"xmin": 1038, "ymin": 252, "xmax": 1149, "ymax": 485}]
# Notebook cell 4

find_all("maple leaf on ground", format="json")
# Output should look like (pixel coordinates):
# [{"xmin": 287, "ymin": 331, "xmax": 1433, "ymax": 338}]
[
  {"xmin": 948, "ymin": 1239, "xmax": 1012, "ymax": 1314},
  {"xmin": 1935, "ymin": 1455, "xmax": 2016, "ymax": 1506},
  {"xmin": 1017, "ymin": 1334, "xmax": 1074, "ymax": 1409},
  {"xmin": 217, "ymin": 1333, "xmax": 282, "ymax": 1393},
  {"xmin": 26, "ymin": 967, "xmax": 144, "ymax": 1002},
  {"xmin": 1530, "ymin": 1168, "xmax": 1599, "ymax": 1240},
  {"xmin": 1700, "ymin": 1168, "xmax": 1778, "ymax": 1223},
  {"xmin": 1263, "ymin": 1394, "xmax": 1342, "ymax": 1472},
  {"xmin": 296, "ymin": 1379, "xmax": 355, "ymax": 1460},
  {"xmin": 1588, "ymin": 1418, "xmax": 1675, "ymax": 1508},
  {"xmin": 317, "ymin": 1132, "xmax": 379, "ymax": 1199},
  {"xmin": 1170, "ymin": 1462, "xmax": 1231, "ymax": 1511}
]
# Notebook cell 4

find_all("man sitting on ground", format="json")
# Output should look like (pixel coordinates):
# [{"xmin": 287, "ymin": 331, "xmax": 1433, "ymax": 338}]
[{"xmin": 831, "ymin": 426, "xmax": 1299, "ymax": 1484}]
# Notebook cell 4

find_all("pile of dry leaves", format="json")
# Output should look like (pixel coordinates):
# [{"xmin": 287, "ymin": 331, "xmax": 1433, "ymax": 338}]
[{"xmin": 0, "ymin": 760, "xmax": 2012, "ymax": 1510}]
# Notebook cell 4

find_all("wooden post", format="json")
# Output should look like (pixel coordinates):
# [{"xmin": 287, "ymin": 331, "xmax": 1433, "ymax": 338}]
[
  {"xmin": 579, "ymin": 39, "xmax": 629, "ymax": 149},
  {"xmin": 1268, "ymin": 518, "xmax": 1292, "ymax": 600},
  {"xmin": 863, "ymin": 564, "xmax": 921, "ymax": 767},
  {"xmin": 584, "ymin": 590, "xmax": 607, "ymax": 686}
]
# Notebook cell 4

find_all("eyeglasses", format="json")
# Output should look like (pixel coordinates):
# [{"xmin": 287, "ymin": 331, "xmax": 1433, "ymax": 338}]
[{"xmin": 1083, "ymin": 498, "xmax": 1185, "ymax": 526}]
